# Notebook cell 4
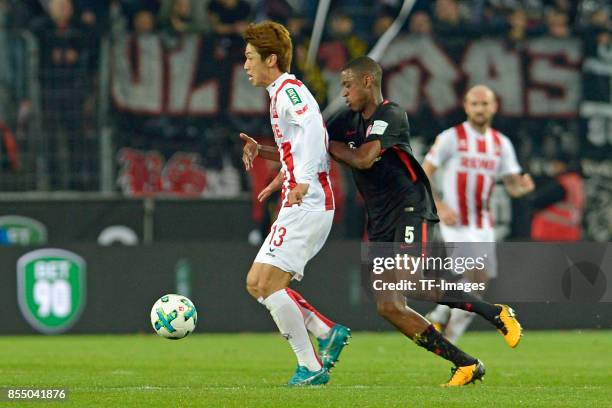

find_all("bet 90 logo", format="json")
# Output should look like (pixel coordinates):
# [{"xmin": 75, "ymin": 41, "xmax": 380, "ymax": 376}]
[{"xmin": 17, "ymin": 249, "xmax": 86, "ymax": 334}]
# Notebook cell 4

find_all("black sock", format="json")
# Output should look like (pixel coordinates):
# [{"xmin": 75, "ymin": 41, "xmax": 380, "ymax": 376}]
[
  {"xmin": 438, "ymin": 290, "xmax": 502, "ymax": 324},
  {"xmin": 414, "ymin": 325, "xmax": 478, "ymax": 367}
]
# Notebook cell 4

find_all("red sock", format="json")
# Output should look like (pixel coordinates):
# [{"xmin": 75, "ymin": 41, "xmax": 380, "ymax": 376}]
[{"xmin": 286, "ymin": 288, "xmax": 335, "ymax": 338}]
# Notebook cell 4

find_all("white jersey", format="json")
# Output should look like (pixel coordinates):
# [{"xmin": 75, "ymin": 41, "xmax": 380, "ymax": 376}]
[
  {"xmin": 425, "ymin": 121, "xmax": 521, "ymax": 230},
  {"xmin": 267, "ymin": 72, "xmax": 334, "ymax": 211}
]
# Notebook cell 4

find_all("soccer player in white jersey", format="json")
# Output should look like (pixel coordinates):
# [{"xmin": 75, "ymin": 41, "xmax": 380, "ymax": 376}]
[
  {"xmin": 238, "ymin": 21, "xmax": 350, "ymax": 386},
  {"xmin": 423, "ymin": 85, "xmax": 534, "ymax": 343}
]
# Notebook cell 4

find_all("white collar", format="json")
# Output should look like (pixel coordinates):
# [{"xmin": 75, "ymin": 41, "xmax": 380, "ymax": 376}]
[
  {"xmin": 266, "ymin": 72, "xmax": 294, "ymax": 96},
  {"xmin": 465, "ymin": 121, "xmax": 489, "ymax": 137}
]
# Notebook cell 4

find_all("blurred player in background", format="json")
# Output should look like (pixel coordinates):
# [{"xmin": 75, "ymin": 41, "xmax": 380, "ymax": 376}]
[
  {"xmin": 326, "ymin": 56, "xmax": 523, "ymax": 386},
  {"xmin": 239, "ymin": 21, "xmax": 350, "ymax": 386},
  {"xmin": 423, "ymin": 85, "xmax": 534, "ymax": 343}
]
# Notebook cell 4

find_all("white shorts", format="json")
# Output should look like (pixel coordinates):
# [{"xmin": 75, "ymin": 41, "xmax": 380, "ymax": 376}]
[
  {"xmin": 439, "ymin": 225, "xmax": 498, "ymax": 278},
  {"xmin": 254, "ymin": 206, "xmax": 334, "ymax": 281}
]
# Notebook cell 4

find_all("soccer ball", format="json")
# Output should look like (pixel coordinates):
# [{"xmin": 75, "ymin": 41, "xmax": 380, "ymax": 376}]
[{"xmin": 150, "ymin": 294, "xmax": 197, "ymax": 339}]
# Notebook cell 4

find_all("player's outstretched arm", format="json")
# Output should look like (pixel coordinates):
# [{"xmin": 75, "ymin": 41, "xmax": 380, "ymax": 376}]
[
  {"xmin": 258, "ymin": 170, "xmax": 285, "ymax": 202},
  {"xmin": 503, "ymin": 173, "xmax": 535, "ymax": 198},
  {"xmin": 328, "ymin": 140, "xmax": 381, "ymax": 170},
  {"xmin": 240, "ymin": 133, "xmax": 280, "ymax": 170}
]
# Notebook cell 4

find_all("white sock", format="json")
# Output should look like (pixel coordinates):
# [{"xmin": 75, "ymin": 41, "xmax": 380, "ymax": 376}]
[
  {"xmin": 427, "ymin": 304, "xmax": 451, "ymax": 325},
  {"xmin": 262, "ymin": 289, "xmax": 322, "ymax": 371},
  {"xmin": 444, "ymin": 309, "xmax": 475, "ymax": 344}
]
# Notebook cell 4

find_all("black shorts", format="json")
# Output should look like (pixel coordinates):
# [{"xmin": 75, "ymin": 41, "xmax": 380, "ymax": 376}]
[
  {"xmin": 362, "ymin": 214, "xmax": 448, "ymax": 300},
  {"xmin": 370, "ymin": 213, "xmax": 438, "ymax": 246}
]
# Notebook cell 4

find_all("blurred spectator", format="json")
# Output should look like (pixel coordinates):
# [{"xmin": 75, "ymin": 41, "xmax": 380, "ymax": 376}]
[
  {"xmin": 506, "ymin": 7, "xmax": 530, "ymax": 44},
  {"xmin": 133, "ymin": 8, "xmax": 156, "ymax": 34},
  {"xmin": 433, "ymin": 0, "xmax": 479, "ymax": 39},
  {"xmin": 434, "ymin": 0, "xmax": 462, "ymax": 28},
  {"xmin": 545, "ymin": 7, "xmax": 571, "ymax": 37},
  {"xmin": 408, "ymin": 10, "xmax": 433, "ymax": 35},
  {"xmin": 315, "ymin": 11, "xmax": 367, "ymax": 105},
  {"xmin": 287, "ymin": 12, "xmax": 309, "ymax": 42},
  {"xmin": 543, "ymin": 0, "xmax": 578, "ymax": 25},
  {"xmin": 262, "ymin": 0, "xmax": 293, "ymax": 25},
  {"xmin": 74, "ymin": 0, "xmax": 109, "ymax": 32},
  {"xmin": 71, "ymin": 0, "xmax": 107, "ymax": 71},
  {"xmin": 33, "ymin": 0, "xmax": 93, "ymax": 189},
  {"xmin": 374, "ymin": 14, "xmax": 393, "ymax": 39},
  {"xmin": 286, "ymin": 13, "xmax": 327, "ymax": 106},
  {"xmin": 160, "ymin": 0, "xmax": 210, "ymax": 32},
  {"xmin": 372, "ymin": 9, "xmax": 394, "ymax": 40},
  {"xmin": 530, "ymin": 155, "xmax": 584, "ymax": 241},
  {"xmin": 0, "ymin": 0, "xmax": 45, "ymax": 29},
  {"xmin": 160, "ymin": 0, "xmax": 204, "ymax": 34},
  {"xmin": 109, "ymin": 0, "xmax": 160, "ymax": 35},
  {"xmin": 584, "ymin": 6, "xmax": 611, "ymax": 30},
  {"xmin": 32, "ymin": 0, "xmax": 84, "ymax": 73},
  {"xmin": 207, "ymin": 0, "xmax": 251, "ymax": 37},
  {"xmin": 320, "ymin": 10, "xmax": 367, "ymax": 67}
]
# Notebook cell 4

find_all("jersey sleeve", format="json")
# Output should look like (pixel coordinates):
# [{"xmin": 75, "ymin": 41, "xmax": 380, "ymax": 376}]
[
  {"xmin": 424, "ymin": 129, "xmax": 455, "ymax": 167},
  {"xmin": 498, "ymin": 135, "xmax": 522, "ymax": 177},
  {"xmin": 363, "ymin": 106, "xmax": 405, "ymax": 149},
  {"xmin": 277, "ymin": 86, "xmax": 311, "ymax": 125},
  {"xmin": 326, "ymin": 109, "xmax": 348, "ymax": 142}
]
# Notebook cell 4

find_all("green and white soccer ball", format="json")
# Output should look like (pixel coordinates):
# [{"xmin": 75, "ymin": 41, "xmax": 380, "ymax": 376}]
[{"xmin": 150, "ymin": 294, "xmax": 197, "ymax": 339}]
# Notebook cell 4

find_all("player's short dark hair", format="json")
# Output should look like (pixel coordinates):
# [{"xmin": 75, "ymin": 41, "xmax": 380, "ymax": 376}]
[
  {"xmin": 244, "ymin": 21, "xmax": 293, "ymax": 73},
  {"xmin": 343, "ymin": 56, "xmax": 382, "ymax": 88}
]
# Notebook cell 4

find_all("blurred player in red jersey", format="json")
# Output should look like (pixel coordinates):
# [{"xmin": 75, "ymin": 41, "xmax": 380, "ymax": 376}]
[{"xmin": 423, "ymin": 85, "xmax": 534, "ymax": 343}]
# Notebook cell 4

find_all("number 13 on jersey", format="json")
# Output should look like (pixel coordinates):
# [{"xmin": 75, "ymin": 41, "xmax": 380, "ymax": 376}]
[{"xmin": 269, "ymin": 225, "xmax": 287, "ymax": 247}]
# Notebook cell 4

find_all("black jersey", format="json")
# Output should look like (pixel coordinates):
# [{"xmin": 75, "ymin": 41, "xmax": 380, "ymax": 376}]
[{"xmin": 327, "ymin": 100, "xmax": 438, "ymax": 241}]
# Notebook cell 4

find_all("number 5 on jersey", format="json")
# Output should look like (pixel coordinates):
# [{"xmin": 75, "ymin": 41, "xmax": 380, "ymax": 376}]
[{"xmin": 404, "ymin": 226, "xmax": 415, "ymax": 243}]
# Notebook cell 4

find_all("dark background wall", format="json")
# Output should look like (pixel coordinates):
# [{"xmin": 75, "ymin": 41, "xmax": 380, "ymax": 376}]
[{"xmin": 1, "ymin": 242, "xmax": 610, "ymax": 335}]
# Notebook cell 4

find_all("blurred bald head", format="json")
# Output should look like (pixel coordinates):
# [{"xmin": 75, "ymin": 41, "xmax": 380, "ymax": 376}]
[{"xmin": 463, "ymin": 85, "xmax": 498, "ymax": 130}]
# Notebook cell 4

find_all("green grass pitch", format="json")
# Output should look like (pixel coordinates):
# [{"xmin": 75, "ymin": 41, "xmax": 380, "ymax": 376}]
[{"xmin": 1, "ymin": 331, "xmax": 610, "ymax": 407}]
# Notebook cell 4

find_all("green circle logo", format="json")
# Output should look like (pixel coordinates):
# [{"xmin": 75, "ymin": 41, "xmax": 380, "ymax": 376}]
[{"xmin": 0, "ymin": 215, "xmax": 48, "ymax": 245}]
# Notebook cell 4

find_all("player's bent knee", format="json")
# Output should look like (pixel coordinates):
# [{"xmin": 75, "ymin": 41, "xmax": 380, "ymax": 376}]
[
  {"xmin": 245, "ymin": 263, "xmax": 291, "ymax": 300},
  {"xmin": 246, "ymin": 282, "xmax": 259, "ymax": 299},
  {"xmin": 245, "ymin": 265, "xmax": 262, "ymax": 299}
]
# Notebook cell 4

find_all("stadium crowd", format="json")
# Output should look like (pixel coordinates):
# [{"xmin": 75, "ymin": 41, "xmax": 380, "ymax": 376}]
[{"xmin": 0, "ymin": 0, "xmax": 609, "ymax": 240}]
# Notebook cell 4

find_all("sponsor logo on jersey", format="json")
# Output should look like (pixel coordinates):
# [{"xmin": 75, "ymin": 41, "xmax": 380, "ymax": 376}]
[
  {"xmin": 369, "ymin": 120, "xmax": 389, "ymax": 136},
  {"xmin": 285, "ymin": 88, "xmax": 302, "ymax": 105}
]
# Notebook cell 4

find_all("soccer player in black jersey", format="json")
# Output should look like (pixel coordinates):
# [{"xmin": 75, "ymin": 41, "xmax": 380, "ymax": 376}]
[{"xmin": 326, "ymin": 56, "xmax": 523, "ymax": 386}]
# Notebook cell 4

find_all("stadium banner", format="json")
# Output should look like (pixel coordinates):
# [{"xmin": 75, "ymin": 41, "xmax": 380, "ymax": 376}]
[
  {"xmin": 1, "ymin": 242, "xmax": 611, "ymax": 335},
  {"xmin": 581, "ymin": 28, "xmax": 612, "ymax": 159},
  {"xmin": 106, "ymin": 33, "xmax": 612, "ymax": 241},
  {"xmin": 110, "ymin": 35, "xmax": 582, "ymax": 126}
]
